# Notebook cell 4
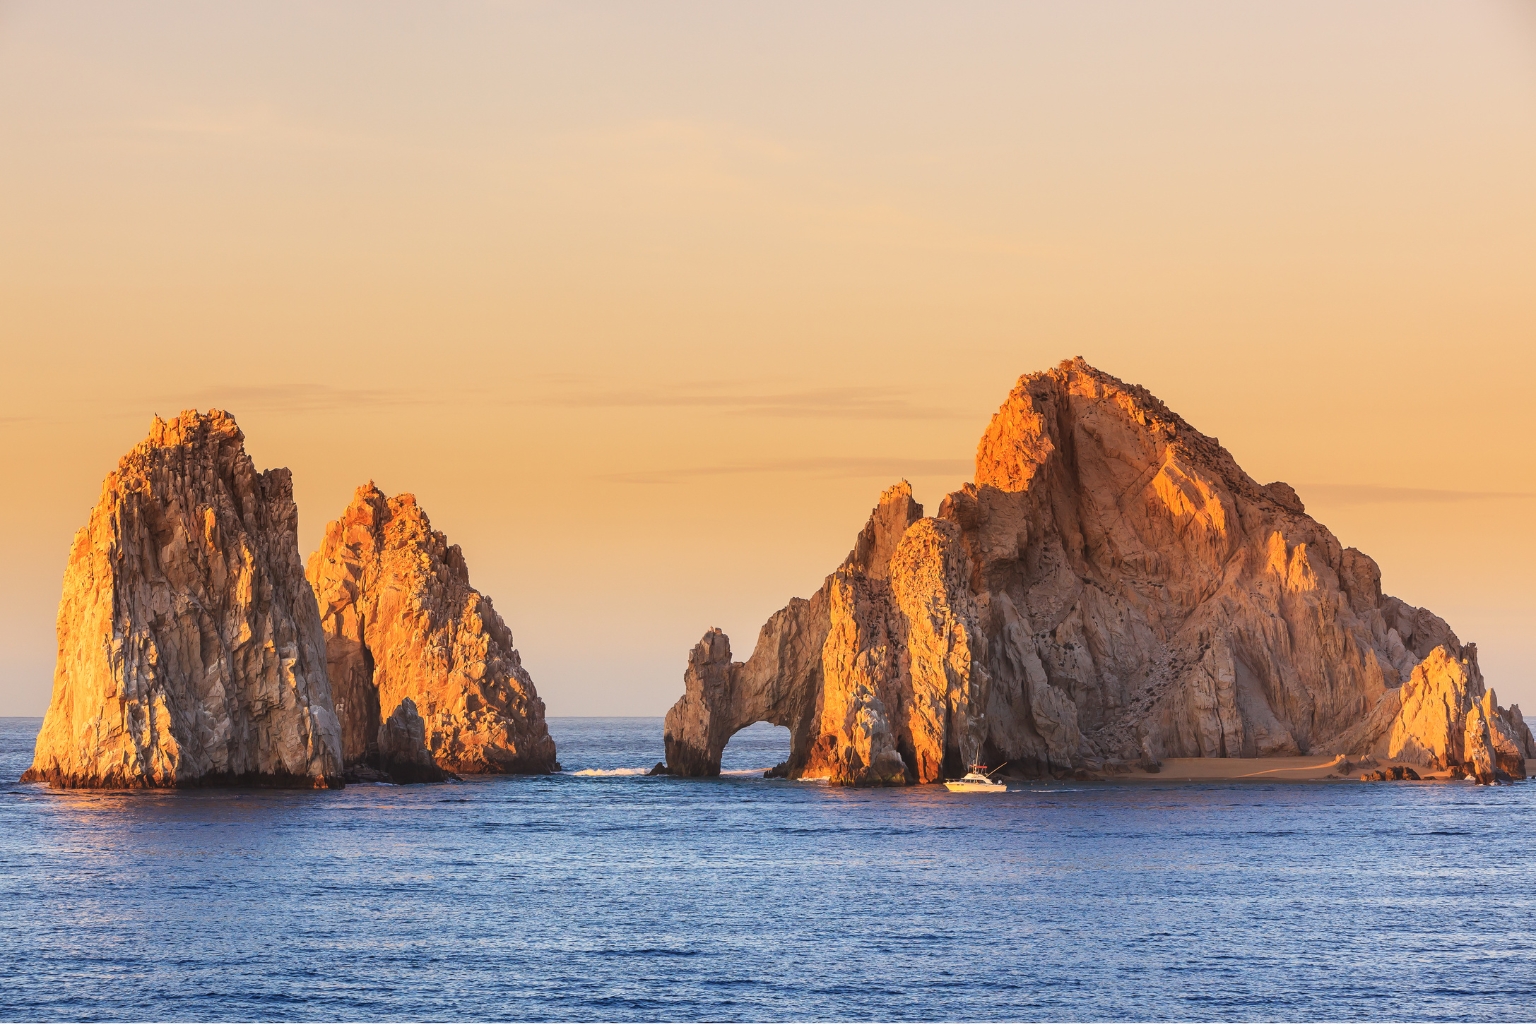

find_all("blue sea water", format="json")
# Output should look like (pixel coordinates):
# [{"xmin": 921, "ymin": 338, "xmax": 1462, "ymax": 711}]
[{"xmin": 1, "ymin": 715, "xmax": 1533, "ymax": 1022}]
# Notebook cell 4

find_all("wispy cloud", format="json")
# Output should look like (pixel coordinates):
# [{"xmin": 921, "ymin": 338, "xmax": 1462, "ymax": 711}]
[
  {"xmin": 167, "ymin": 379, "xmax": 961, "ymax": 421},
  {"xmin": 50, "ymin": 376, "xmax": 961, "ymax": 424},
  {"xmin": 538, "ymin": 382, "xmax": 963, "ymax": 420},
  {"xmin": 600, "ymin": 456, "xmax": 971, "ymax": 485},
  {"xmin": 1299, "ymin": 484, "xmax": 1536, "ymax": 505},
  {"xmin": 155, "ymin": 384, "xmax": 434, "ymax": 416}
]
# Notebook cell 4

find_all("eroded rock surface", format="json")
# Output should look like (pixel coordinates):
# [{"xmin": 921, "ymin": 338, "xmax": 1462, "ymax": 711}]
[
  {"xmin": 23, "ymin": 411, "xmax": 343, "ymax": 788},
  {"xmin": 376, "ymin": 698, "xmax": 446, "ymax": 784},
  {"xmin": 306, "ymin": 484, "xmax": 557, "ymax": 775},
  {"xmin": 664, "ymin": 359, "xmax": 1530, "ymax": 784},
  {"xmin": 665, "ymin": 483, "xmax": 986, "ymax": 784}
]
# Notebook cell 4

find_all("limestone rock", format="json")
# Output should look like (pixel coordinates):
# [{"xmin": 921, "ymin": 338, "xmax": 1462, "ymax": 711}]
[
  {"xmin": 306, "ymin": 484, "xmax": 556, "ymax": 775},
  {"xmin": 664, "ymin": 358, "xmax": 1528, "ymax": 784},
  {"xmin": 23, "ymin": 411, "xmax": 343, "ymax": 788}
]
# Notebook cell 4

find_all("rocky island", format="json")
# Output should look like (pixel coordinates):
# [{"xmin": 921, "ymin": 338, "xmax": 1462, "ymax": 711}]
[
  {"xmin": 22, "ymin": 415, "xmax": 556, "ymax": 788},
  {"xmin": 306, "ymin": 484, "xmax": 558, "ymax": 778},
  {"xmin": 23, "ymin": 411, "xmax": 344, "ymax": 788},
  {"xmin": 664, "ymin": 359, "xmax": 1535, "ymax": 785}
]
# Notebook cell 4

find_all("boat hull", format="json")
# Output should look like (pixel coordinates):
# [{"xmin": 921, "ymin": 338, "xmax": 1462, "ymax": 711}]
[{"xmin": 943, "ymin": 780, "xmax": 1007, "ymax": 793}]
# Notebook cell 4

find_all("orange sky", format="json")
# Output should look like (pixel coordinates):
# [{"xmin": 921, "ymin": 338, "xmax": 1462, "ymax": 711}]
[{"xmin": 2, "ymin": 1, "xmax": 1534, "ymax": 717}]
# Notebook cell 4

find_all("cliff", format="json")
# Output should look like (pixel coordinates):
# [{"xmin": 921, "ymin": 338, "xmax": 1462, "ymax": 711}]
[
  {"xmin": 23, "ymin": 411, "xmax": 343, "ymax": 788},
  {"xmin": 306, "ymin": 484, "xmax": 557, "ymax": 775},
  {"xmin": 664, "ymin": 359, "xmax": 1534, "ymax": 784}
]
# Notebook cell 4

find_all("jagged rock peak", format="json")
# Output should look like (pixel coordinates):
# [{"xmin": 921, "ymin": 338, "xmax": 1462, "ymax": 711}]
[
  {"xmin": 306, "ymin": 483, "xmax": 557, "ymax": 775},
  {"xmin": 847, "ymin": 480, "xmax": 924, "ymax": 580},
  {"xmin": 23, "ymin": 409, "xmax": 344, "ymax": 789},
  {"xmin": 664, "ymin": 359, "xmax": 1530, "ymax": 784}
]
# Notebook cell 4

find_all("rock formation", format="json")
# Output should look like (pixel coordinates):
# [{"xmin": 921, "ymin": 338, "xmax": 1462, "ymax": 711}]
[
  {"xmin": 306, "ymin": 484, "xmax": 557, "ymax": 775},
  {"xmin": 664, "ymin": 359, "xmax": 1532, "ymax": 784},
  {"xmin": 375, "ymin": 698, "xmax": 446, "ymax": 784},
  {"xmin": 23, "ymin": 411, "xmax": 343, "ymax": 788}
]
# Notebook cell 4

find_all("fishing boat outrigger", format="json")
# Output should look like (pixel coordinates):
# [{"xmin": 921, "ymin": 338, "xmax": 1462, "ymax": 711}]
[{"xmin": 943, "ymin": 762, "xmax": 1007, "ymax": 793}]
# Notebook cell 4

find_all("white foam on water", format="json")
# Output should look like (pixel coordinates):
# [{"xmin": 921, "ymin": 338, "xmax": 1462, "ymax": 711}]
[{"xmin": 570, "ymin": 767, "xmax": 651, "ymax": 777}]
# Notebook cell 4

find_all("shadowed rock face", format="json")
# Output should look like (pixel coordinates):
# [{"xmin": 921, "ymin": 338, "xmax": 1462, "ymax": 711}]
[
  {"xmin": 664, "ymin": 359, "xmax": 1532, "ymax": 784},
  {"xmin": 306, "ymin": 484, "xmax": 557, "ymax": 775},
  {"xmin": 376, "ymin": 698, "xmax": 446, "ymax": 784},
  {"xmin": 23, "ymin": 410, "xmax": 343, "ymax": 789}
]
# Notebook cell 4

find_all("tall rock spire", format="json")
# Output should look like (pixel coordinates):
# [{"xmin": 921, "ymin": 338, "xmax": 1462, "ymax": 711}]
[
  {"xmin": 306, "ymin": 484, "xmax": 557, "ymax": 775},
  {"xmin": 23, "ymin": 410, "xmax": 344, "ymax": 788}
]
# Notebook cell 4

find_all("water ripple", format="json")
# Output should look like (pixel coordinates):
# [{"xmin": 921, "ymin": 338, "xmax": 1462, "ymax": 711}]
[{"xmin": 1, "ymin": 716, "xmax": 1533, "ymax": 1021}]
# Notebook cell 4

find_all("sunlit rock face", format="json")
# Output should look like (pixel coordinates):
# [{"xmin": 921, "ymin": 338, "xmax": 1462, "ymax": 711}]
[
  {"xmin": 306, "ymin": 484, "xmax": 557, "ymax": 775},
  {"xmin": 23, "ymin": 411, "xmax": 343, "ymax": 789},
  {"xmin": 664, "ymin": 358, "xmax": 1530, "ymax": 783},
  {"xmin": 665, "ymin": 483, "xmax": 980, "ymax": 785}
]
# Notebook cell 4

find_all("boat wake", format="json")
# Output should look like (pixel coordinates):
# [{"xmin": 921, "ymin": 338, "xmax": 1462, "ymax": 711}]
[{"xmin": 568, "ymin": 766, "xmax": 777, "ymax": 778}]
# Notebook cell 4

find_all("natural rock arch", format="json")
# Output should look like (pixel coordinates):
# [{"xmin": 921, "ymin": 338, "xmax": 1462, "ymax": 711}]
[
  {"xmin": 663, "ymin": 359, "xmax": 1536, "ymax": 785},
  {"xmin": 665, "ymin": 482, "xmax": 985, "ymax": 785}
]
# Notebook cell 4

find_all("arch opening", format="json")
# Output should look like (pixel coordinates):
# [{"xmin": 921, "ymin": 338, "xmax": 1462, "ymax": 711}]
[{"xmin": 719, "ymin": 721, "xmax": 791, "ymax": 776}]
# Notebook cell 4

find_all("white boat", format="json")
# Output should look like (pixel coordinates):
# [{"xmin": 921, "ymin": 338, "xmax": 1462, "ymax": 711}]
[{"xmin": 943, "ymin": 766, "xmax": 1007, "ymax": 792}]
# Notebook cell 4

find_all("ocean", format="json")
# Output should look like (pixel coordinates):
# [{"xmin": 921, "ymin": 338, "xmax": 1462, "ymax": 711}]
[{"xmin": 1, "ymin": 715, "xmax": 1533, "ymax": 1021}]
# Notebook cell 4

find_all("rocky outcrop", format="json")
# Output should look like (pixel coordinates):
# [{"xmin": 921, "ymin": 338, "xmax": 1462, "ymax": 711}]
[
  {"xmin": 1360, "ymin": 765, "xmax": 1421, "ymax": 782},
  {"xmin": 665, "ymin": 483, "xmax": 988, "ymax": 784},
  {"xmin": 375, "ymin": 698, "xmax": 446, "ymax": 784},
  {"xmin": 1328, "ymin": 642, "xmax": 1532, "ymax": 782},
  {"xmin": 664, "ymin": 359, "xmax": 1529, "ymax": 784},
  {"xmin": 306, "ymin": 484, "xmax": 557, "ymax": 775},
  {"xmin": 23, "ymin": 411, "xmax": 343, "ymax": 788}
]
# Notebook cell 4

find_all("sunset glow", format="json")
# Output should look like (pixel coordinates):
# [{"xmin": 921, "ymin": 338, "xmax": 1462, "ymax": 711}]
[{"xmin": 2, "ymin": 1, "xmax": 1533, "ymax": 717}]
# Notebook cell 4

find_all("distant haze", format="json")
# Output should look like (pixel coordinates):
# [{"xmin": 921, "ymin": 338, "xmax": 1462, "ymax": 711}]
[{"xmin": 2, "ymin": 1, "xmax": 1533, "ymax": 716}]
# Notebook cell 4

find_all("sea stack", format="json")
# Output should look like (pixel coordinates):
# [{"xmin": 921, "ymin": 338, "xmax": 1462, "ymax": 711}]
[
  {"xmin": 23, "ymin": 411, "xmax": 344, "ymax": 788},
  {"xmin": 306, "ymin": 484, "xmax": 557, "ymax": 775},
  {"xmin": 664, "ymin": 358, "xmax": 1536, "ymax": 784}
]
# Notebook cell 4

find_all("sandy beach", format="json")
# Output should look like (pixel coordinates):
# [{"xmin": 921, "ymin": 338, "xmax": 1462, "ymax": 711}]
[{"xmin": 1122, "ymin": 756, "xmax": 1457, "ymax": 783}]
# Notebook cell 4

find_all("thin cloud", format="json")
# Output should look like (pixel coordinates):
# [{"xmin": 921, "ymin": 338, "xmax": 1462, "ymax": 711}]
[
  {"xmin": 601, "ymin": 456, "xmax": 971, "ymax": 485},
  {"xmin": 156, "ymin": 384, "xmax": 435, "ymax": 416},
  {"xmin": 540, "ymin": 382, "xmax": 964, "ymax": 420},
  {"xmin": 61, "ymin": 379, "xmax": 961, "ymax": 422},
  {"xmin": 1299, "ymin": 484, "xmax": 1536, "ymax": 505}
]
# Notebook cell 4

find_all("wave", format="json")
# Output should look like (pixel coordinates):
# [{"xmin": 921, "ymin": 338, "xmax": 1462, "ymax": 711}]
[{"xmin": 568, "ymin": 766, "xmax": 780, "ymax": 778}]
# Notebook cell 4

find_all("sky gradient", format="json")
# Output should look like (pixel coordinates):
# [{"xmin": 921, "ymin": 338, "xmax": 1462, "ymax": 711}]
[{"xmin": 2, "ymin": 1, "xmax": 1533, "ymax": 716}]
